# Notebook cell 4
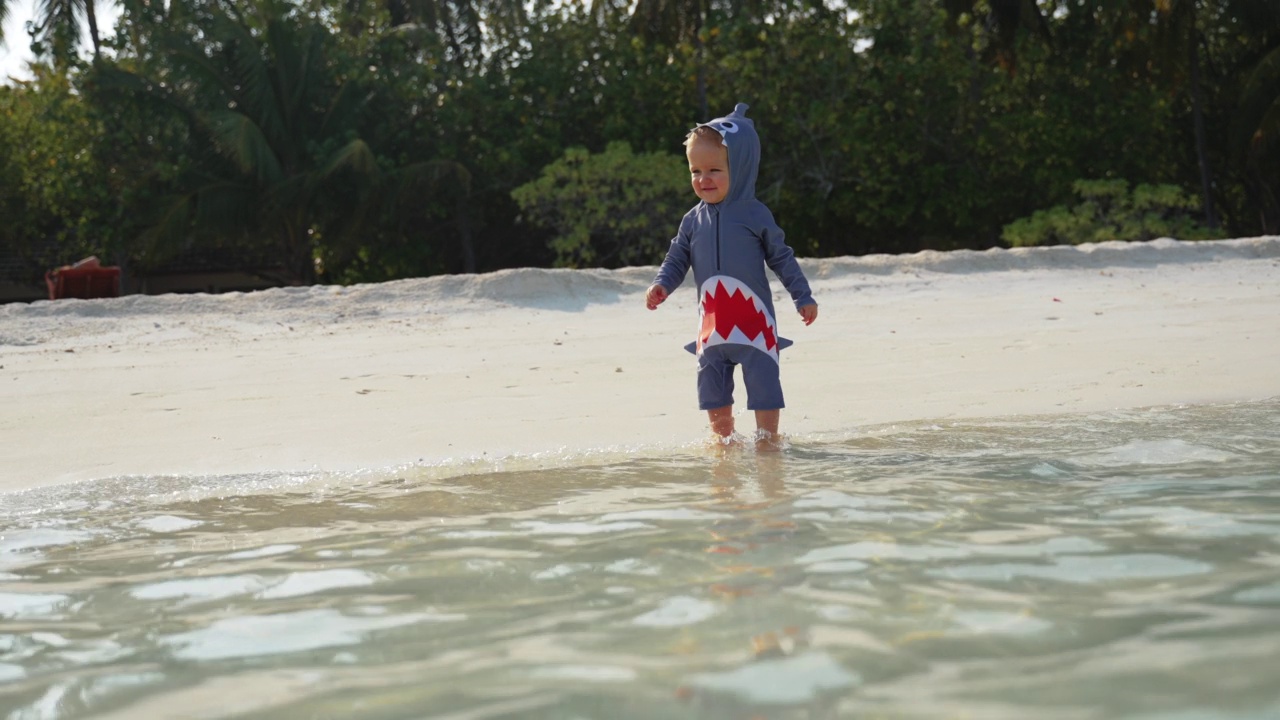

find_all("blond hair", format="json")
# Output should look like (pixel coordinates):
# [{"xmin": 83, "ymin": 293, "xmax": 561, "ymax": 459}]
[{"xmin": 683, "ymin": 126, "xmax": 723, "ymax": 148}]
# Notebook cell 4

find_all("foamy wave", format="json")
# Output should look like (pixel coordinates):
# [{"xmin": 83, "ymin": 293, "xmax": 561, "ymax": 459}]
[
  {"xmin": 0, "ymin": 439, "xmax": 713, "ymax": 517},
  {"xmin": 1076, "ymin": 438, "xmax": 1237, "ymax": 467}
]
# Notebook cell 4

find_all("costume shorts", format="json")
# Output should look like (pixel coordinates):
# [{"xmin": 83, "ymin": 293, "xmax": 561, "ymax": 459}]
[{"xmin": 696, "ymin": 343, "xmax": 784, "ymax": 411}]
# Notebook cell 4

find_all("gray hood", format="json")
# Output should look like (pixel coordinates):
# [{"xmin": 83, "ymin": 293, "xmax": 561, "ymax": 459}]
[{"xmin": 695, "ymin": 102, "xmax": 758, "ymax": 205}]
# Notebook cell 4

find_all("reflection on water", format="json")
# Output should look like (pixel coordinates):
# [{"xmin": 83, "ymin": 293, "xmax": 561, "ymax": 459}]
[{"xmin": 3, "ymin": 400, "xmax": 1280, "ymax": 719}]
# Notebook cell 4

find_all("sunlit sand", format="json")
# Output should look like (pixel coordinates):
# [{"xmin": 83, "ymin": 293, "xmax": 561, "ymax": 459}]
[{"xmin": 2, "ymin": 236, "xmax": 1278, "ymax": 492}]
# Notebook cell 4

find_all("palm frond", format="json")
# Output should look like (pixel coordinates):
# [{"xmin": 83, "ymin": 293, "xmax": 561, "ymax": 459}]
[
  {"xmin": 292, "ymin": 28, "xmax": 326, "ymax": 133},
  {"xmin": 392, "ymin": 159, "xmax": 471, "ymax": 208},
  {"xmin": 264, "ymin": 19, "xmax": 306, "ymax": 136},
  {"xmin": 318, "ymin": 81, "xmax": 373, "ymax": 141},
  {"xmin": 89, "ymin": 65, "xmax": 202, "ymax": 127},
  {"xmin": 33, "ymin": 0, "xmax": 82, "ymax": 47},
  {"xmin": 1253, "ymin": 96, "xmax": 1280, "ymax": 155},
  {"xmin": 1236, "ymin": 44, "xmax": 1280, "ymax": 156},
  {"xmin": 205, "ymin": 109, "xmax": 285, "ymax": 185},
  {"xmin": 1241, "ymin": 44, "xmax": 1280, "ymax": 112},
  {"xmin": 215, "ymin": 14, "xmax": 289, "ymax": 154},
  {"xmin": 318, "ymin": 138, "xmax": 380, "ymax": 181}
]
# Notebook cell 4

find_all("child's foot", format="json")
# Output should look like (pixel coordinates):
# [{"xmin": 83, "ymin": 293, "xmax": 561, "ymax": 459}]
[
  {"xmin": 754, "ymin": 429, "xmax": 786, "ymax": 452},
  {"xmin": 707, "ymin": 431, "xmax": 747, "ymax": 453}
]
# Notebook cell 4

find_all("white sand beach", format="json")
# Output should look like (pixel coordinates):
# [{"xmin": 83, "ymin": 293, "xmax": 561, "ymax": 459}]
[{"xmin": 2, "ymin": 237, "xmax": 1279, "ymax": 493}]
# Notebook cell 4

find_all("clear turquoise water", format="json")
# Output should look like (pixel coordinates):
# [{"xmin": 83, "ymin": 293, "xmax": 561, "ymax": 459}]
[{"xmin": 3, "ymin": 400, "xmax": 1280, "ymax": 719}]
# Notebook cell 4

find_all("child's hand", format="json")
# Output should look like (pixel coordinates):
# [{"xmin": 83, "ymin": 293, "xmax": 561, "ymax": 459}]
[
  {"xmin": 646, "ymin": 284, "xmax": 668, "ymax": 310},
  {"xmin": 799, "ymin": 303, "xmax": 818, "ymax": 326}
]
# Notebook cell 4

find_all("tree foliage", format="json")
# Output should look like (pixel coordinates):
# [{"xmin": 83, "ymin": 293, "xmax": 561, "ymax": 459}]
[
  {"xmin": 1, "ymin": 0, "xmax": 1277, "ymax": 292},
  {"xmin": 512, "ymin": 142, "xmax": 688, "ymax": 268},
  {"xmin": 0, "ymin": 70, "xmax": 109, "ymax": 276},
  {"xmin": 1002, "ymin": 179, "xmax": 1219, "ymax": 247}
]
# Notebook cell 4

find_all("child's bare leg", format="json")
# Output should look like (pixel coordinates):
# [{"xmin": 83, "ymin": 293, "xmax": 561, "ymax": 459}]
[
  {"xmin": 755, "ymin": 409, "xmax": 782, "ymax": 451},
  {"xmin": 708, "ymin": 405, "xmax": 735, "ymax": 440},
  {"xmin": 754, "ymin": 410, "xmax": 779, "ymax": 436}
]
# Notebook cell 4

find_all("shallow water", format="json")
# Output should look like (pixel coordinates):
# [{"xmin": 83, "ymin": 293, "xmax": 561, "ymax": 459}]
[{"xmin": 3, "ymin": 400, "xmax": 1280, "ymax": 719}]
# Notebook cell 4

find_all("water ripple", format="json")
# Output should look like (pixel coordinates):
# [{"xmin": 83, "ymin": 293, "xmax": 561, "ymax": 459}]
[{"xmin": 0, "ymin": 400, "xmax": 1278, "ymax": 718}]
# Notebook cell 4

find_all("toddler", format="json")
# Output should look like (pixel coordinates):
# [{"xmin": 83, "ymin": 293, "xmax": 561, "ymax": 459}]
[{"xmin": 645, "ymin": 103, "xmax": 818, "ymax": 447}]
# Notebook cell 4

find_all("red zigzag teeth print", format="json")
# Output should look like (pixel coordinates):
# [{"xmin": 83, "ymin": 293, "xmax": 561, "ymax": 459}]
[{"xmin": 700, "ymin": 280, "xmax": 777, "ymax": 350}]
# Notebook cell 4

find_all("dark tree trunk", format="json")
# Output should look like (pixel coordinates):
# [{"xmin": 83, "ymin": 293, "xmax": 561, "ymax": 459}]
[
  {"xmin": 697, "ymin": 1, "xmax": 708, "ymax": 119},
  {"xmin": 457, "ymin": 193, "xmax": 475, "ymax": 273},
  {"xmin": 85, "ymin": 0, "xmax": 102, "ymax": 58},
  {"xmin": 1188, "ymin": 25, "xmax": 1218, "ymax": 229}
]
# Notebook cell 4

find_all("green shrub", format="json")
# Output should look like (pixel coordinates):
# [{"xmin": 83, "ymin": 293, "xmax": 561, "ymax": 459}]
[
  {"xmin": 512, "ymin": 142, "xmax": 689, "ymax": 268},
  {"xmin": 1002, "ymin": 179, "xmax": 1219, "ymax": 247}
]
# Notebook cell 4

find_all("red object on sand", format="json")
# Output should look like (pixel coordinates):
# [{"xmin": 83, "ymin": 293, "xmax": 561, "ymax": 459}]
[{"xmin": 45, "ymin": 257, "xmax": 121, "ymax": 301}]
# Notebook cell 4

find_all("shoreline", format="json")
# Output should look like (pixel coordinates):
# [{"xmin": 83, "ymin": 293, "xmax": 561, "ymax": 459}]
[{"xmin": 3, "ymin": 237, "xmax": 1279, "ymax": 493}]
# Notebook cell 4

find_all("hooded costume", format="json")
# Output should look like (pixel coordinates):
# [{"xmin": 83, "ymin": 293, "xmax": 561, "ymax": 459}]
[{"xmin": 652, "ymin": 103, "xmax": 815, "ymax": 410}]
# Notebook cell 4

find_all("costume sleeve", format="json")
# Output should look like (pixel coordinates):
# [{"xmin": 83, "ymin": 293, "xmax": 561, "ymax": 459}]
[
  {"xmin": 755, "ymin": 204, "xmax": 815, "ymax": 309},
  {"xmin": 652, "ymin": 214, "xmax": 693, "ymax": 293}
]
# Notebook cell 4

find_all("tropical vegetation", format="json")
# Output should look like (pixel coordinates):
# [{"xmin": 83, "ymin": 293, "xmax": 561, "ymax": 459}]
[
  {"xmin": 1, "ymin": 0, "xmax": 1277, "ymax": 289},
  {"xmin": 1002, "ymin": 179, "xmax": 1218, "ymax": 247}
]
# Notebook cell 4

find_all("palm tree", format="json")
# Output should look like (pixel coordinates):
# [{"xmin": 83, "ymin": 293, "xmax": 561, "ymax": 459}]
[
  {"xmin": 1234, "ymin": 37, "xmax": 1280, "ymax": 232},
  {"xmin": 27, "ymin": 0, "xmax": 112, "ymax": 64},
  {"xmin": 96, "ymin": 7, "xmax": 468, "ymax": 282},
  {"xmin": 326, "ymin": 0, "xmax": 518, "ymax": 274}
]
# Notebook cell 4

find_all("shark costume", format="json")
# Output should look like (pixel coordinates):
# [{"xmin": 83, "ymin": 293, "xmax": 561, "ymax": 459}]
[{"xmin": 652, "ymin": 103, "xmax": 816, "ymax": 411}]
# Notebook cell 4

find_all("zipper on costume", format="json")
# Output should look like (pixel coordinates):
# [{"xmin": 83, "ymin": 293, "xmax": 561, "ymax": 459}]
[{"xmin": 714, "ymin": 207, "xmax": 722, "ymax": 271}]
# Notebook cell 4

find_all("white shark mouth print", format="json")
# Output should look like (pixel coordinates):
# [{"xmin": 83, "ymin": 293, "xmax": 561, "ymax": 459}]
[{"xmin": 696, "ymin": 275, "xmax": 780, "ymax": 362}]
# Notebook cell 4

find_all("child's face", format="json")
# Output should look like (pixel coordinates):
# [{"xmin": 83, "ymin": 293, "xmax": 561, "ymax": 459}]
[{"xmin": 687, "ymin": 136, "xmax": 730, "ymax": 205}]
